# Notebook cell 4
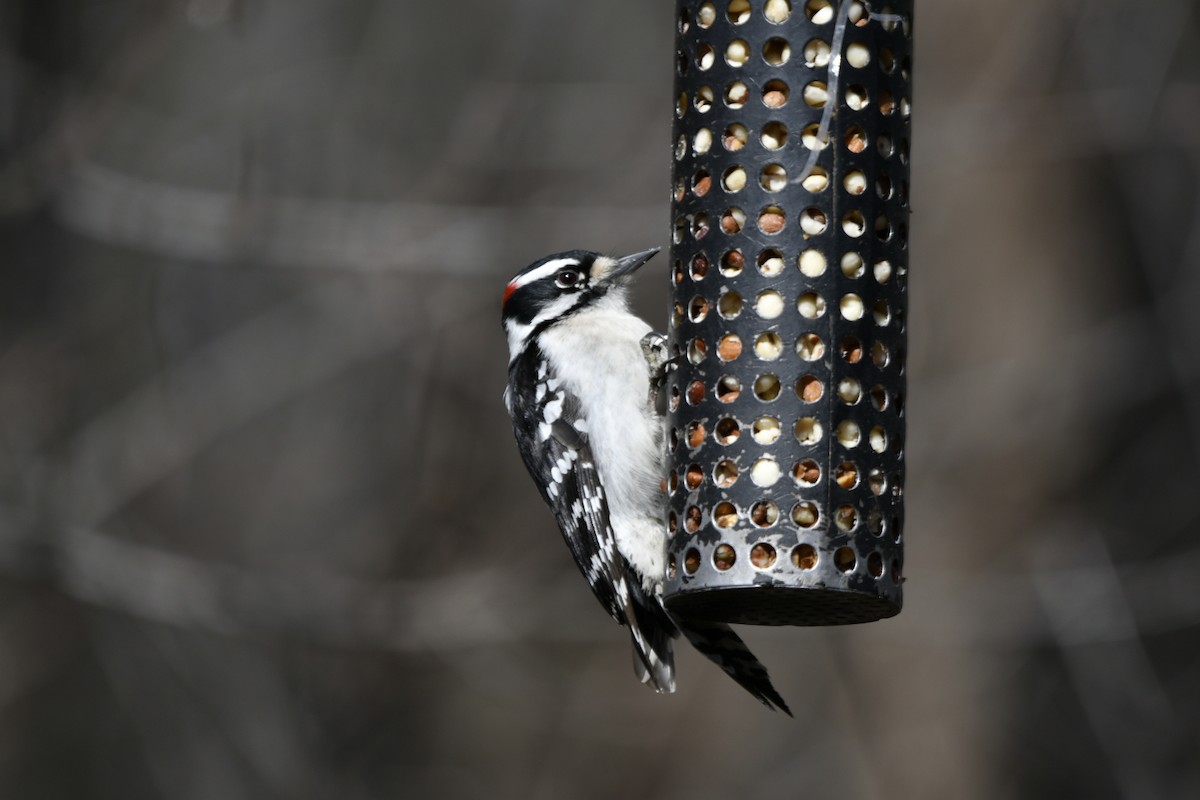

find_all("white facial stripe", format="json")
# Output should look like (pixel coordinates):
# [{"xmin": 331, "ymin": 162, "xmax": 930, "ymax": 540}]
[
  {"xmin": 511, "ymin": 258, "xmax": 580, "ymax": 292},
  {"xmin": 505, "ymin": 292, "xmax": 586, "ymax": 361}
]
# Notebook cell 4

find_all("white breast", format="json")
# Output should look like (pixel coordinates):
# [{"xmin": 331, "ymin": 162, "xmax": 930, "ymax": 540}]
[{"xmin": 537, "ymin": 296, "xmax": 667, "ymax": 587}]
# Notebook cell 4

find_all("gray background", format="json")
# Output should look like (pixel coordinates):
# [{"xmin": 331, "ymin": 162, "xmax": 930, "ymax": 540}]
[{"xmin": 1, "ymin": 1, "xmax": 1198, "ymax": 798}]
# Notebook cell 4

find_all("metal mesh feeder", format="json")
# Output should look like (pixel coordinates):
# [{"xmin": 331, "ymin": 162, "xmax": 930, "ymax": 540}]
[{"xmin": 663, "ymin": 0, "xmax": 912, "ymax": 626}]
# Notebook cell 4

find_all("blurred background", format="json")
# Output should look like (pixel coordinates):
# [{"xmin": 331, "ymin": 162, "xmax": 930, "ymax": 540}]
[{"xmin": 1, "ymin": 0, "xmax": 1198, "ymax": 797}]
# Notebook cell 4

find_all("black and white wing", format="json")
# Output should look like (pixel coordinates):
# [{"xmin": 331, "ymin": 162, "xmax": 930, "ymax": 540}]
[{"xmin": 507, "ymin": 353, "xmax": 676, "ymax": 691}]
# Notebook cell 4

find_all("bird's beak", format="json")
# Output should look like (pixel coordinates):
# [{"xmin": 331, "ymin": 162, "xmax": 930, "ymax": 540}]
[{"xmin": 593, "ymin": 247, "xmax": 660, "ymax": 285}]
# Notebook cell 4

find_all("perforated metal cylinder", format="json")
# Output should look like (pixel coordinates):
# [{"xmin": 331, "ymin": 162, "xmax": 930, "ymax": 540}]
[{"xmin": 663, "ymin": 0, "xmax": 912, "ymax": 626}]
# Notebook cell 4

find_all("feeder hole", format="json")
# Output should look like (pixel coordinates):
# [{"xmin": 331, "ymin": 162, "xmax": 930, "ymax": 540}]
[
  {"xmin": 797, "ymin": 375, "xmax": 824, "ymax": 403},
  {"xmin": 869, "ymin": 426, "xmax": 887, "ymax": 453},
  {"xmin": 751, "ymin": 543, "xmax": 777, "ymax": 569},
  {"xmin": 760, "ymin": 121, "xmax": 787, "ymax": 150},
  {"xmin": 797, "ymin": 292, "xmax": 826, "ymax": 319},
  {"xmin": 844, "ymin": 170, "xmax": 867, "ymax": 195},
  {"xmin": 720, "ymin": 249, "xmax": 745, "ymax": 276},
  {"xmin": 754, "ymin": 332, "xmax": 784, "ymax": 361},
  {"xmin": 686, "ymin": 464, "xmax": 704, "ymax": 490},
  {"xmin": 753, "ymin": 374, "xmax": 781, "ymax": 402},
  {"xmin": 868, "ymin": 468, "xmax": 886, "ymax": 495},
  {"xmin": 837, "ymin": 377, "xmax": 862, "ymax": 405},
  {"xmin": 764, "ymin": 0, "xmax": 791, "ymax": 25},
  {"xmin": 846, "ymin": 41, "xmax": 870, "ymax": 68},
  {"xmin": 727, "ymin": 0, "xmax": 751, "ymax": 24},
  {"xmin": 763, "ymin": 38, "xmax": 791, "ymax": 66},
  {"xmin": 802, "ymin": 81, "xmax": 829, "ymax": 108},
  {"xmin": 845, "ymin": 84, "xmax": 869, "ymax": 111},
  {"xmin": 874, "ymin": 259, "xmax": 893, "ymax": 283},
  {"xmin": 869, "ymin": 384, "xmax": 888, "ymax": 411},
  {"xmin": 714, "ymin": 459, "xmax": 739, "ymax": 487},
  {"xmin": 717, "ymin": 334, "xmax": 743, "ymax": 362},
  {"xmin": 792, "ymin": 502, "xmax": 819, "ymax": 528},
  {"xmin": 718, "ymin": 289, "xmax": 744, "ymax": 319},
  {"xmin": 697, "ymin": 43, "xmax": 716, "ymax": 71},
  {"xmin": 835, "ymin": 505, "xmax": 858, "ymax": 531},
  {"xmin": 868, "ymin": 552, "xmax": 884, "ymax": 577},
  {"xmin": 840, "ymin": 336, "xmax": 863, "ymax": 363},
  {"xmin": 801, "ymin": 123, "xmax": 829, "ymax": 151},
  {"xmin": 716, "ymin": 375, "xmax": 742, "ymax": 403},
  {"xmin": 793, "ymin": 459, "xmax": 820, "ymax": 486},
  {"xmin": 758, "ymin": 206, "xmax": 785, "ymax": 234},
  {"xmin": 842, "ymin": 210, "xmax": 866, "ymax": 238},
  {"xmin": 686, "ymin": 420, "xmax": 707, "ymax": 450},
  {"xmin": 726, "ymin": 40, "xmax": 750, "ymax": 67},
  {"xmin": 757, "ymin": 249, "xmax": 785, "ymax": 276},
  {"xmin": 840, "ymin": 293, "xmax": 864, "ymax": 321},
  {"xmin": 803, "ymin": 38, "xmax": 831, "ymax": 67},
  {"xmin": 837, "ymin": 420, "xmax": 861, "ymax": 448},
  {"xmin": 720, "ymin": 208, "xmax": 746, "ymax": 235},
  {"xmin": 799, "ymin": 208, "xmax": 828, "ymax": 236},
  {"xmin": 871, "ymin": 341, "xmax": 889, "ymax": 368},
  {"xmin": 685, "ymin": 506, "xmax": 702, "ymax": 533},
  {"xmin": 879, "ymin": 47, "xmax": 895, "ymax": 72},
  {"xmin": 686, "ymin": 379, "xmax": 706, "ymax": 405},
  {"xmin": 794, "ymin": 416, "xmax": 823, "ymax": 445},
  {"xmin": 873, "ymin": 299, "xmax": 890, "ymax": 325},
  {"xmin": 805, "ymin": 0, "xmax": 833, "ymax": 25},
  {"xmin": 687, "ymin": 337, "xmax": 708, "ymax": 365},
  {"xmin": 725, "ymin": 81, "xmax": 749, "ymax": 109},
  {"xmin": 755, "ymin": 290, "xmax": 784, "ymax": 319},
  {"xmin": 762, "ymin": 80, "xmax": 789, "ymax": 108},
  {"xmin": 760, "ymin": 164, "xmax": 788, "ymax": 193},
  {"xmin": 694, "ymin": 128, "xmax": 713, "ymax": 154},
  {"xmin": 792, "ymin": 543, "xmax": 818, "ymax": 570},
  {"xmin": 685, "ymin": 547, "xmax": 701, "ymax": 574},
  {"xmin": 845, "ymin": 125, "xmax": 867, "ymax": 153},
  {"xmin": 835, "ymin": 462, "xmax": 859, "ymax": 489},
  {"xmin": 752, "ymin": 416, "xmax": 781, "ymax": 444},
  {"xmin": 714, "ymin": 503, "xmax": 738, "ymax": 529},
  {"xmin": 715, "ymin": 417, "xmax": 741, "ymax": 444},
  {"xmin": 751, "ymin": 500, "xmax": 779, "ymax": 527},
  {"xmin": 713, "ymin": 543, "xmax": 737, "ymax": 570},
  {"xmin": 802, "ymin": 166, "xmax": 829, "ymax": 193},
  {"xmin": 834, "ymin": 547, "xmax": 857, "ymax": 573},
  {"xmin": 722, "ymin": 166, "xmax": 747, "ymax": 193},
  {"xmin": 799, "ymin": 249, "xmax": 827, "ymax": 277},
  {"xmin": 796, "ymin": 332, "xmax": 825, "ymax": 361}
]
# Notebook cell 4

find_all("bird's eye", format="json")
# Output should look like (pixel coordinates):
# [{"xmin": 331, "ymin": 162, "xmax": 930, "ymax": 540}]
[{"xmin": 555, "ymin": 269, "xmax": 583, "ymax": 289}]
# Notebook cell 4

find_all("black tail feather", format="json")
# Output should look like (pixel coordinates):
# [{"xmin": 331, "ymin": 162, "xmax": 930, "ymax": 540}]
[
  {"xmin": 623, "ymin": 577, "xmax": 678, "ymax": 693},
  {"xmin": 676, "ymin": 618, "xmax": 792, "ymax": 716}
]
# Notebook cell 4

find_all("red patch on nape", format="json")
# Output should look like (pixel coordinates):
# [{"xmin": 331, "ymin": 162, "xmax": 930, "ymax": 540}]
[{"xmin": 502, "ymin": 281, "xmax": 518, "ymax": 308}]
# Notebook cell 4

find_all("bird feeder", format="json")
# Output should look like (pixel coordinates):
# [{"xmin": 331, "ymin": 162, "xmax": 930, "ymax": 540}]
[{"xmin": 663, "ymin": 0, "xmax": 912, "ymax": 625}]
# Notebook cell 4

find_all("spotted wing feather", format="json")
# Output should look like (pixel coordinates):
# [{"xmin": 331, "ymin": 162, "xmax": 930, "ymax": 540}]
[{"xmin": 507, "ymin": 350, "xmax": 676, "ymax": 690}]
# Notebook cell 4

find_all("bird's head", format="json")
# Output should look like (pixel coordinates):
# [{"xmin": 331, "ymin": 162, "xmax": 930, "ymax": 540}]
[{"xmin": 501, "ymin": 248, "xmax": 659, "ymax": 361}]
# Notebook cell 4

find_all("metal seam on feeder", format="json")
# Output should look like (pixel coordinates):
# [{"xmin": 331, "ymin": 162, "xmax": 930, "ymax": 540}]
[{"xmin": 664, "ymin": 0, "xmax": 912, "ymax": 626}]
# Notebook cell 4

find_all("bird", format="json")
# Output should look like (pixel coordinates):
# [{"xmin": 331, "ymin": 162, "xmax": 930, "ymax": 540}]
[{"xmin": 502, "ymin": 247, "xmax": 790, "ymax": 714}]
